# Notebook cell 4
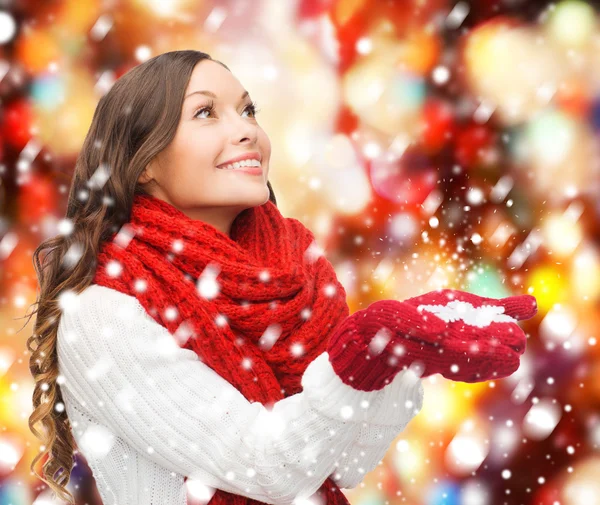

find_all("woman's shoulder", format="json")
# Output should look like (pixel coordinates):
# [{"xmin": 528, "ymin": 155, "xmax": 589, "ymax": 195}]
[
  {"xmin": 58, "ymin": 283, "xmax": 153, "ymax": 333},
  {"xmin": 73, "ymin": 283, "xmax": 147, "ymax": 309},
  {"xmin": 56, "ymin": 283, "xmax": 174, "ymax": 372},
  {"xmin": 77, "ymin": 283, "xmax": 137, "ymax": 302}
]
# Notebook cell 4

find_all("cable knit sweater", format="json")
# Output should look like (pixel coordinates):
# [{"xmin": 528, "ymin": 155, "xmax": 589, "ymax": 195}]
[{"xmin": 57, "ymin": 284, "xmax": 425, "ymax": 505}]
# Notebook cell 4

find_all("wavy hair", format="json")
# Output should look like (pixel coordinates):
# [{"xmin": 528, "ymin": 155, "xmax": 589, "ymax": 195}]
[{"xmin": 22, "ymin": 49, "xmax": 277, "ymax": 503}]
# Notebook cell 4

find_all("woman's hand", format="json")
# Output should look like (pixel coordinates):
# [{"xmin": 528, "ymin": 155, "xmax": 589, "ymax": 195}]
[
  {"xmin": 326, "ymin": 299, "xmax": 448, "ymax": 392},
  {"xmin": 326, "ymin": 289, "xmax": 538, "ymax": 391},
  {"xmin": 400, "ymin": 289, "xmax": 538, "ymax": 382}
]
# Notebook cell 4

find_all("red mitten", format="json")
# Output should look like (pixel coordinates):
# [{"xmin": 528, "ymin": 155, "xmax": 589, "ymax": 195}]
[
  {"xmin": 400, "ymin": 289, "xmax": 538, "ymax": 382},
  {"xmin": 326, "ymin": 299, "xmax": 447, "ymax": 392},
  {"xmin": 327, "ymin": 290, "xmax": 538, "ymax": 391}
]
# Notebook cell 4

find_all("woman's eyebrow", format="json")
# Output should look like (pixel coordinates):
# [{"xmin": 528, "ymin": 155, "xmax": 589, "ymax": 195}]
[{"xmin": 184, "ymin": 90, "xmax": 249, "ymax": 101}]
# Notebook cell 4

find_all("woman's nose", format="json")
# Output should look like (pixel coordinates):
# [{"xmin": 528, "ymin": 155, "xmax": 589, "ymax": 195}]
[{"xmin": 227, "ymin": 115, "xmax": 257, "ymax": 140}]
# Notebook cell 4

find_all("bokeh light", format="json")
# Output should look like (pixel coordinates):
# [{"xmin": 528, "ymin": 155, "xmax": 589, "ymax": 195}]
[{"xmin": 2, "ymin": 1, "xmax": 599, "ymax": 505}]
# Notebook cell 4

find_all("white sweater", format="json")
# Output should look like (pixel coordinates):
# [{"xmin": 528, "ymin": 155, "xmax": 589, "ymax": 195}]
[{"xmin": 56, "ymin": 284, "xmax": 425, "ymax": 505}]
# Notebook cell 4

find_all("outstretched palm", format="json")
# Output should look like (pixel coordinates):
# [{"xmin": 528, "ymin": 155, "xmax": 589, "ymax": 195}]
[{"xmin": 400, "ymin": 289, "xmax": 538, "ymax": 382}]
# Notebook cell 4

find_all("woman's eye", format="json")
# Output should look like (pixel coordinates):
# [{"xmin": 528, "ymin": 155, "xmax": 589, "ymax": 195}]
[
  {"xmin": 243, "ymin": 103, "xmax": 259, "ymax": 117},
  {"xmin": 194, "ymin": 102, "xmax": 259, "ymax": 120},
  {"xmin": 194, "ymin": 106, "xmax": 213, "ymax": 119}
]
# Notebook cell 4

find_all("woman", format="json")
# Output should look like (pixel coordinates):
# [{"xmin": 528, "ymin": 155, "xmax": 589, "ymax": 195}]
[{"xmin": 26, "ymin": 50, "xmax": 537, "ymax": 505}]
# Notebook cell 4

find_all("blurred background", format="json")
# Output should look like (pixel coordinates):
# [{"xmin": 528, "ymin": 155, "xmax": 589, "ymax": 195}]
[{"xmin": 1, "ymin": 0, "xmax": 600, "ymax": 503}]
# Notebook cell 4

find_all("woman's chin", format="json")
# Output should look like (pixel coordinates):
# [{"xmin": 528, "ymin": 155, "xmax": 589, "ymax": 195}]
[{"xmin": 228, "ymin": 186, "xmax": 271, "ymax": 208}]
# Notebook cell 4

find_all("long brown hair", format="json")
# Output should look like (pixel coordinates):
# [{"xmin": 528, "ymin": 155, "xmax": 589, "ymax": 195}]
[{"xmin": 23, "ymin": 49, "xmax": 277, "ymax": 504}]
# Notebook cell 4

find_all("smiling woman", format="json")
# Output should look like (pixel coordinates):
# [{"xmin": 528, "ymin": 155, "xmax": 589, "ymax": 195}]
[
  {"xmin": 136, "ymin": 58, "xmax": 273, "ymax": 237},
  {"xmin": 24, "ymin": 48, "xmax": 536, "ymax": 505},
  {"xmin": 24, "ymin": 50, "xmax": 282, "ymax": 504}
]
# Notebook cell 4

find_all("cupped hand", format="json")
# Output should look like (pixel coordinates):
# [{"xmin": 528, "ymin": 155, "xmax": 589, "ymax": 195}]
[
  {"xmin": 326, "ymin": 299, "xmax": 449, "ymax": 391},
  {"xmin": 399, "ymin": 289, "xmax": 538, "ymax": 382}
]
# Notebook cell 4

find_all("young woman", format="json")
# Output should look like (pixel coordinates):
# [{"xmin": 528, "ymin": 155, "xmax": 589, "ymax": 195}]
[{"xmin": 26, "ymin": 50, "xmax": 538, "ymax": 505}]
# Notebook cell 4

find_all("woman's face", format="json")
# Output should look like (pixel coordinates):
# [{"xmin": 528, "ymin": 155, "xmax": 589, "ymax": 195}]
[{"xmin": 138, "ymin": 59, "xmax": 272, "ymax": 235}]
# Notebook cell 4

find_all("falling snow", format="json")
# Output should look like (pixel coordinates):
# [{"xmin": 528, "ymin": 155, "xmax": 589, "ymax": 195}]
[{"xmin": 417, "ymin": 300, "xmax": 517, "ymax": 327}]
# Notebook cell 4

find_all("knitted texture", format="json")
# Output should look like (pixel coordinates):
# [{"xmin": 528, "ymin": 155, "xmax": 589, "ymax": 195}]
[
  {"xmin": 93, "ymin": 193, "xmax": 353, "ymax": 505},
  {"xmin": 327, "ymin": 290, "xmax": 538, "ymax": 389},
  {"xmin": 327, "ymin": 300, "xmax": 447, "ymax": 391},
  {"xmin": 90, "ymin": 193, "xmax": 538, "ymax": 504},
  {"xmin": 401, "ymin": 289, "xmax": 538, "ymax": 381},
  {"xmin": 56, "ymin": 285, "xmax": 426, "ymax": 505}
]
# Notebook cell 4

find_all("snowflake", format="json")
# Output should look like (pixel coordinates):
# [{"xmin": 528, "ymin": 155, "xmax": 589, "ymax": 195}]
[
  {"xmin": 258, "ymin": 324, "xmax": 282, "ymax": 351},
  {"xmin": 134, "ymin": 278, "xmax": 147, "ymax": 292},
  {"xmin": 172, "ymin": 239, "xmax": 184, "ymax": 253},
  {"xmin": 58, "ymin": 289, "xmax": 80, "ymax": 313},
  {"xmin": 86, "ymin": 162, "xmax": 111, "ymax": 190},
  {"xmin": 62, "ymin": 242, "xmax": 83, "ymax": 269},
  {"xmin": 197, "ymin": 262, "xmax": 221, "ymax": 300},
  {"xmin": 106, "ymin": 260, "xmax": 122, "ymax": 277},
  {"xmin": 323, "ymin": 284, "xmax": 337, "ymax": 297},
  {"xmin": 417, "ymin": 300, "xmax": 517, "ymax": 328},
  {"xmin": 290, "ymin": 342, "xmax": 305, "ymax": 357},
  {"xmin": 164, "ymin": 306, "xmax": 178, "ymax": 321},
  {"xmin": 79, "ymin": 423, "xmax": 115, "ymax": 458},
  {"xmin": 304, "ymin": 240, "xmax": 324, "ymax": 264},
  {"xmin": 57, "ymin": 218, "xmax": 74, "ymax": 235},
  {"xmin": 114, "ymin": 223, "xmax": 136, "ymax": 249}
]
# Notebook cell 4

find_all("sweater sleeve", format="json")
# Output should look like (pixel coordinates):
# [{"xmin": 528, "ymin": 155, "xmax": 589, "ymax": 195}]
[
  {"xmin": 57, "ymin": 285, "xmax": 424, "ymax": 505},
  {"xmin": 330, "ymin": 371, "xmax": 424, "ymax": 490}
]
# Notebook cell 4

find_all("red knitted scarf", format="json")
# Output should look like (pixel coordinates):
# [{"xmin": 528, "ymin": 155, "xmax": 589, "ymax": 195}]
[{"xmin": 93, "ymin": 193, "xmax": 353, "ymax": 505}]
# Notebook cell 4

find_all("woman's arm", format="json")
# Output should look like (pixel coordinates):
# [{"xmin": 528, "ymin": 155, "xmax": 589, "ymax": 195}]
[
  {"xmin": 328, "ymin": 366, "xmax": 422, "ymax": 490},
  {"xmin": 57, "ymin": 285, "xmax": 423, "ymax": 505},
  {"xmin": 331, "ymin": 416, "xmax": 413, "ymax": 490}
]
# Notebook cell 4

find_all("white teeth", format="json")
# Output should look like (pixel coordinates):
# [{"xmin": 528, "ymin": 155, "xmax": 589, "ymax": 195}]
[{"xmin": 218, "ymin": 159, "xmax": 261, "ymax": 170}]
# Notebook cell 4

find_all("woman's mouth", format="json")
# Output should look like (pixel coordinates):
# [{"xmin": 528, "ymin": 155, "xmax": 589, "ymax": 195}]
[{"xmin": 217, "ymin": 160, "xmax": 263, "ymax": 175}]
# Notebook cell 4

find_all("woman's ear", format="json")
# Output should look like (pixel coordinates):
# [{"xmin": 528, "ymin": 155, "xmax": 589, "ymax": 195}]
[{"xmin": 137, "ymin": 165, "xmax": 154, "ymax": 186}]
